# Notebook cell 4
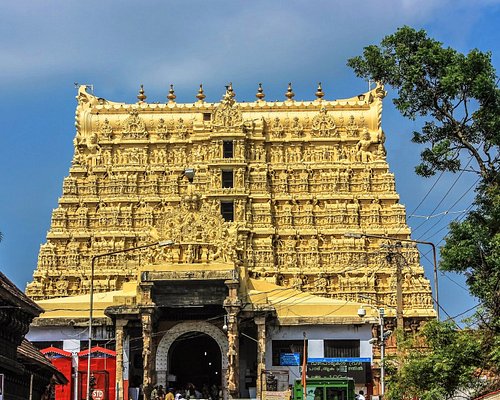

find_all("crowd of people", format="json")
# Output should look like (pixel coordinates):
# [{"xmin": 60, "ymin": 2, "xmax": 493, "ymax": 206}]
[{"xmin": 150, "ymin": 383, "xmax": 220, "ymax": 400}]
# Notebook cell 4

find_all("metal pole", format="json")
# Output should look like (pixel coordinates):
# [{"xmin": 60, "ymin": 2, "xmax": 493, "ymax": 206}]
[
  {"xmin": 379, "ymin": 308, "xmax": 385, "ymax": 399},
  {"xmin": 394, "ymin": 242, "xmax": 404, "ymax": 330},
  {"xmin": 85, "ymin": 240, "xmax": 174, "ymax": 400},
  {"xmin": 86, "ymin": 256, "xmax": 95, "ymax": 400},
  {"xmin": 345, "ymin": 233, "xmax": 440, "ymax": 320},
  {"xmin": 418, "ymin": 240, "xmax": 440, "ymax": 321}
]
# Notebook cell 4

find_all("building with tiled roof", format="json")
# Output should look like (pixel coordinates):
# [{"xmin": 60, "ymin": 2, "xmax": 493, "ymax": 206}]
[{"xmin": 0, "ymin": 272, "xmax": 67, "ymax": 400}]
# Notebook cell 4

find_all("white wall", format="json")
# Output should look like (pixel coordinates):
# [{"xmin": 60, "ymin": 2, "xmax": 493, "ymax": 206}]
[
  {"xmin": 27, "ymin": 325, "xmax": 113, "ymax": 342},
  {"xmin": 27, "ymin": 326, "xmax": 88, "ymax": 342}
]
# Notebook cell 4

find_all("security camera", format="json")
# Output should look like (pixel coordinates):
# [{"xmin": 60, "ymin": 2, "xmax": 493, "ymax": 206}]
[
  {"xmin": 368, "ymin": 338, "xmax": 377, "ymax": 345},
  {"xmin": 357, "ymin": 307, "xmax": 366, "ymax": 318},
  {"xmin": 383, "ymin": 330, "xmax": 393, "ymax": 339}
]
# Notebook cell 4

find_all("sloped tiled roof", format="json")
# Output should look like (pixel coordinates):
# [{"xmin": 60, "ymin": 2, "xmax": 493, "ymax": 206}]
[
  {"xmin": 41, "ymin": 346, "xmax": 72, "ymax": 358},
  {"xmin": 0, "ymin": 271, "xmax": 43, "ymax": 315},
  {"xmin": 17, "ymin": 339, "xmax": 68, "ymax": 384},
  {"xmin": 78, "ymin": 346, "xmax": 116, "ymax": 357}
]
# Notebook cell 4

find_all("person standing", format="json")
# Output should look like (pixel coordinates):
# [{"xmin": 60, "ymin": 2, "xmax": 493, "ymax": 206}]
[
  {"xmin": 166, "ymin": 388, "xmax": 175, "ymax": 400},
  {"xmin": 151, "ymin": 386, "xmax": 158, "ymax": 400}
]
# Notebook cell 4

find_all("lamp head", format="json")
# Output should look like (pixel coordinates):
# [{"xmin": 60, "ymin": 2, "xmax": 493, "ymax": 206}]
[
  {"xmin": 184, "ymin": 168, "xmax": 195, "ymax": 182},
  {"xmin": 222, "ymin": 314, "xmax": 228, "ymax": 332}
]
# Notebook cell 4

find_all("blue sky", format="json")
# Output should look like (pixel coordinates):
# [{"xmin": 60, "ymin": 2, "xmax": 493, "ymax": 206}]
[{"xmin": 1, "ymin": 0, "xmax": 498, "ymax": 324}]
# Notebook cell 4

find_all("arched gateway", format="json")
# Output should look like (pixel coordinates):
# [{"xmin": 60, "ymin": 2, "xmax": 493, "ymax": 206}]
[{"xmin": 155, "ymin": 321, "xmax": 229, "ymax": 389}]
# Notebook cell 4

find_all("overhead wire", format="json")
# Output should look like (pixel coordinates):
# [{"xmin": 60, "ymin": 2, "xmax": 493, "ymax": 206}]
[
  {"xmin": 444, "ymin": 303, "xmax": 481, "ymax": 325},
  {"xmin": 415, "ymin": 176, "xmax": 479, "ymax": 241},
  {"xmin": 412, "ymin": 155, "xmax": 474, "ymax": 235},
  {"xmin": 422, "ymin": 203, "xmax": 475, "ymax": 243},
  {"xmin": 407, "ymin": 170, "xmax": 445, "ymax": 220},
  {"xmin": 410, "ymin": 209, "xmax": 468, "ymax": 219}
]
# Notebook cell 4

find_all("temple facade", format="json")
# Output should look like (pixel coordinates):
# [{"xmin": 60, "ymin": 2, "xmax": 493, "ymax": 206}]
[{"xmin": 27, "ymin": 83, "xmax": 435, "ymax": 399}]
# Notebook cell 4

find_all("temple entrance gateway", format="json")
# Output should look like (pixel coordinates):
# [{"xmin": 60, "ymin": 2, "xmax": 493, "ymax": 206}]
[
  {"xmin": 169, "ymin": 332, "xmax": 222, "ymax": 390},
  {"xmin": 155, "ymin": 321, "xmax": 229, "ymax": 393}
]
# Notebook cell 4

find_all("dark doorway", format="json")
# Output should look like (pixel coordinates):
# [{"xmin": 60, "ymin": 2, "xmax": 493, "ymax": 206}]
[{"xmin": 169, "ymin": 332, "xmax": 222, "ymax": 391}]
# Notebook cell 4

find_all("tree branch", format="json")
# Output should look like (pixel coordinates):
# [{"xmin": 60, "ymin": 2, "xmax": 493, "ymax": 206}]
[{"xmin": 432, "ymin": 95, "xmax": 489, "ymax": 178}]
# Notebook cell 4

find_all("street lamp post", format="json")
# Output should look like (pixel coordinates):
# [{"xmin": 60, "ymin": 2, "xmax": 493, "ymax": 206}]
[
  {"xmin": 345, "ymin": 232, "xmax": 440, "ymax": 321},
  {"xmin": 378, "ymin": 307, "xmax": 386, "ymax": 397},
  {"xmin": 86, "ymin": 239, "xmax": 174, "ymax": 400},
  {"xmin": 358, "ymin": 306, "xmax": 391, "ymax": 399}
]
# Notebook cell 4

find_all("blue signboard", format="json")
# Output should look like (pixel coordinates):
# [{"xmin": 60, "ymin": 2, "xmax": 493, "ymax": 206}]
[{"xmin": 280, "ymin": 352, "xmax": 301, "ymax": 366}]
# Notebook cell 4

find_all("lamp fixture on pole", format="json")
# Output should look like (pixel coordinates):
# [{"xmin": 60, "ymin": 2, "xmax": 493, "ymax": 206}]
[
  {"xmin": 86, "ymin": 239, "xmax": 174, "ymax": 400},
  {"xmin": 358, "ymin": 305, "xmax": 390, "ymax": 398},
  {"xmin": 183, "ymin": 168, "xmax": 195, "ymax": 182}
]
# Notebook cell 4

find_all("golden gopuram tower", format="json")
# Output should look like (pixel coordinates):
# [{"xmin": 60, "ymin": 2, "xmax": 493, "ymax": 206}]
[{"xmin": 27, "ymin": 82, "xmax": 436, "ymax": 399}]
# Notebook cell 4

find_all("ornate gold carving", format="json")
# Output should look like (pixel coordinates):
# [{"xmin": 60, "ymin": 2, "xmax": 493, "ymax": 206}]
[
  {"xmin": 345, "ymin": 115, "xmax": 359, "ymax": 137},
  {"xmin": 99, "ymin": 118, "xmax": 114, "ymax": 139},
  {"xmin": 356, "ymin": 128, "xmax": 375, "ymax": 162},
  {"xmin": 270, "ymin": 117, "xmax": 285, "ymax": 138},
  {"xmin": 290, "ymin": 117, "xmax": 304, "ymax": 137},
  {"xmin": 122, "ymin": 110, "xmax": 148, "ymax": 139},
  {"xmin": 212, "ymin": 90, "xmax": 243, "ymax": 132},
  {"xmin": 311, "ymin": 107, "xmax": 337, "ymax": 137},
  {"xmin": 138, "ymin": 189, "xmax": 243, "ymax": 266},
  {"xmin": 156, "ymin": 118, "xmax": 169, "ymax": 139},
  {"xmin": 174, "ymin": 117, "xmax": 191, "ymax": 139}
]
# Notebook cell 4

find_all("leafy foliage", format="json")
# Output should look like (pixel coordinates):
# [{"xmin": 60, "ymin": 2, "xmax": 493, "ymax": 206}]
[
  {"xmin": 386, "ymin": 321, "xmax": 485, "ymax": 400},
  {"xmin": 441, "ymin": 183, "xmax": 500, "ymax": 330},
  {"xmin": 348, "ymin": 25, "xmax": 500, "ymax": 394},
  {"xmin": 347, "ymin": 26, "xmax": 500, "ymax": 182}
]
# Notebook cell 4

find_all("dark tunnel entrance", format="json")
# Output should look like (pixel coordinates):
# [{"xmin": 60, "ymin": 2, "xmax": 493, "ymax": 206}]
[{"xmin": 168, "ymin": 332, "xmax": 222, "ymax": 392}]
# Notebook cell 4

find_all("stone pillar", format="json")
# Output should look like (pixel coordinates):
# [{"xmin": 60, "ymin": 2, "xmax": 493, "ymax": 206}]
[
  {"xmin": 141, "ymin": 308, "xmax": 154, "ymax": 400},
  {"xmin": 224, "ymin": 279, "xmax": 242, "ymax": 400},
  {"xmin": 115, "ymin": 320, "xmax": 127, "ymax": 400},
  {"xmin": 226, "ymin": 310, "xmax": 239, "ymax": 399},
  {"xmin": 255, "ymin": 315, "xmax": 266, "ymax": 400}
]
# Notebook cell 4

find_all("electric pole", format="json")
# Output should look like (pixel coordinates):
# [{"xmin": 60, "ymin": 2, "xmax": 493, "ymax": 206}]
[{"xmin": 386, "ymin": 241, "xmax": 404, "ymax": 330}]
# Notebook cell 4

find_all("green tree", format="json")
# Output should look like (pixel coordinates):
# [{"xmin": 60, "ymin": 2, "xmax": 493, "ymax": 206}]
[
  {"xmin": 440, "ymin": 184, "xmax": 500, "ymax": 330},
  {"xmin": 348, "ymin": 26, "xmax": 500, "ymax": 395},
  {"xmin": 347, "ymin": 26, "xmax": 500, "ymax": 182},
  {"xmin": 347, "ymin": 26, "xmax": 500, "ymax": 327},
  {"xmin": 386, "ymin": 321, "xmax": 484, "ymax": 400}
]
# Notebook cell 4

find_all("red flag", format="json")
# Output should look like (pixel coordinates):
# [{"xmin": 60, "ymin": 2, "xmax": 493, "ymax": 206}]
[{"xmin": 301, "ymin": 333, "xmax": 307, "ymax": 399}]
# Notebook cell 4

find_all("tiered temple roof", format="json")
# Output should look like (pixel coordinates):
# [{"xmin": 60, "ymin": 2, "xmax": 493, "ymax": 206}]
[{"xmin": 27, "ymin": 83, "xmax": 435, "ymax": 321}]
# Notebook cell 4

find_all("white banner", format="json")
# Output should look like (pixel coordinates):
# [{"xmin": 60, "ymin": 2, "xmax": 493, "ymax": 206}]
[{"xmin": 123, "ymin": 335, "xmax": 130, "ymax": 380}]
